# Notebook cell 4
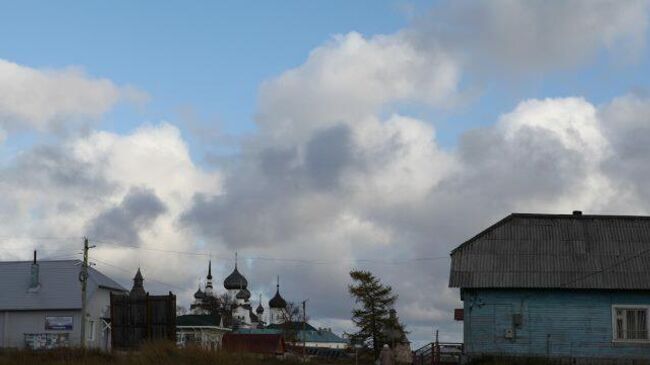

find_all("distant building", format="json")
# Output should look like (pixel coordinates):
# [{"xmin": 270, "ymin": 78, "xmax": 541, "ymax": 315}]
[
  {"xmin": 449, "ymin": 212, "xmax": 650, "ymax": 363},
  {"xmin": 176, "ymin": 313, "xmax": 230, "ymax": 350},
  {"xmin": 222, "ymin": 333, "xmax": 286, "ymax": 356},
  {"xmin": 191, "ymin": 258, "xmax": 288, "ymax": 329},
  {"xmin": 0, "ymin": 255, "xmax": 126, "ymax": 350},
  {"xmin": 268, "ymin": 277, "xmax": 288, "ymax": 325},
  {"xmin": 236, "ymin": 324, "xmax": 348, "ymax": 349}
]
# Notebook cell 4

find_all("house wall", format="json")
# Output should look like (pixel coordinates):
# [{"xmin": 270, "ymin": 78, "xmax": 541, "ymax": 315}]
[
  {"xmin": 304, "ymin": 341, "xmax": 346, "ymax": 349},
  {"xmin": 0, "ymin": 310, "xmax": 81, "ymax": 348},
  {"xmin": 86, "ymin": 287, "xmax": 118, "ymax": 350},
  {"xmin": 463, "ymin": 289, "xmax": 650, "ymax": 360},
  {"xmin": 0, "ymin": 287, "xmax": 120, "ymax": 350}
]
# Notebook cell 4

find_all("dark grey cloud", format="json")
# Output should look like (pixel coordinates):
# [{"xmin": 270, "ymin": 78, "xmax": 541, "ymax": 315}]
[
  {"xmin": 455, "ymin": 125, "xmax": 585, "ymax": 202},
  {"xmin": 181, "ymin": 125, "xmax": 357, "ymax": 247},
  {"xmin": 417, "ymin": 0, "xmax": 648, "ymax": 73},
  {"xmin": 0, "ymin": 145, "xmax": 114, "ymax": 195},
  {"xmin": 304, "ymin": 125, "xmax": 355, "ymax": 190},
  {"xmin": 86, "ymin": 187, "xmax": 167, "ymax": 244},
  {"xmin": 600, "ymin": 96, "xmax": 650, "ymax": 203}
]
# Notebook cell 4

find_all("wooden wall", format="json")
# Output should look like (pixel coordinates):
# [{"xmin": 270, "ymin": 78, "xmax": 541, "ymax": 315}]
[
  {"xmin": 462, "ymin": 289, "xmax": 650, "ymax": 362},
  {"xmin": 110, "ymin": 293, "xmax": 176, "ymax": 349}
]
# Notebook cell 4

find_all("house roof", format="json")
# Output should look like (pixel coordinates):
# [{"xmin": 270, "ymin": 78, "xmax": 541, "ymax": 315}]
[
  {"xmin": 266, "ymin": 321, "xmax": 317, "ymax": 331},
  {"xmin": 176, "ymin": 314, "xmax": 223, "ymax": 327},
  {"xmin": 222, "ymin": 333, "xmax": 285, "ymax": 354},
  {"xmin": 0, "ymin": 260, "xmax": 127, "ymax": 311},
  {"xmin": 299, "ymin": 329, "xmax": 347, "ymax": 344},
  {"xmin": 449, "ymin": 213, "xmax": 650, "ymax": 289},
  {"xmin": 235, "ymin": 327, "xmax": 347, "ymax": 344}
]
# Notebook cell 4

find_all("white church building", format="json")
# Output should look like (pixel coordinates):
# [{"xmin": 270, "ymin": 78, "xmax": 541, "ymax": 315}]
[{"xmin": 190, "ymin": 258, "xmax": 289, "ymax": 329}]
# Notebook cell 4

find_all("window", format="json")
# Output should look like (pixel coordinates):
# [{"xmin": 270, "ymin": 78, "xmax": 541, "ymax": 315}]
[
  {"xmin": 613, "ymin": 306, "xmax": 649, "ymax": 341},
  {"xmin": 87, "ymin": 320, "xmax": 95, "ymax": 341}
]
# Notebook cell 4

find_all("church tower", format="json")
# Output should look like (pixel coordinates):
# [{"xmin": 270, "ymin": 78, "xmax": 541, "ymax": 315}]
[
  {"xmin": 256, "ymin": 294, "xmax": 265, "ymax": 324},
  {"xmin": 204, "ymin": 260, "xmax": 214, "ymax": 297},
  {"xmin": 268, "ymin": 276, "xmax": 287, "ymax": 325},
  {"xmin": 224, "ymin": 253, "xmax": 252, "ymax": 327},
  {"xmin": 130, "ymin": 268, "xmax": 146, "ymax": 297}
]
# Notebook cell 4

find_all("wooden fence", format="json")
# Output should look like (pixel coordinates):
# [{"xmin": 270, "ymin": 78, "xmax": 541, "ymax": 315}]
[{"xmin": 110, "ymin": 292, "xmax": 176, "ymax": 349}]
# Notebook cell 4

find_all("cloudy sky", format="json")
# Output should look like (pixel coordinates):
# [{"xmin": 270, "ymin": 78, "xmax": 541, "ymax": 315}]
[{"xmin": 2, "ymin": 0, "xmax": 650, "ymax": 346}]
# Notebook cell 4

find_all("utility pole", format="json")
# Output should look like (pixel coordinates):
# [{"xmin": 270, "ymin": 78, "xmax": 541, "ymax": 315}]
[
  {"xmin": 79, "ymin": 237, "xmax": 94, "ymax": 348},
  {"xmin": 302, "ymin": 299, "xmax": 308, "ymax": 362}
]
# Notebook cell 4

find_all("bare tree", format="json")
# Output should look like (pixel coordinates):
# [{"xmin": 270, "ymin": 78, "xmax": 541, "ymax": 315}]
[
  {"xmin": 279, "ymin": 301, "xmax": 309, "ymax": 344},
  {"xmin": 176, "ymin": 305, "xmax": 188, "ymax": 316}
]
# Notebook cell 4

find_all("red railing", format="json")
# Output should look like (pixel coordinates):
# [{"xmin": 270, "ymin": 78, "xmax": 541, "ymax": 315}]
[{"xmin": 413, "ymin": 342, "xmax": 463, "ymax": 365}]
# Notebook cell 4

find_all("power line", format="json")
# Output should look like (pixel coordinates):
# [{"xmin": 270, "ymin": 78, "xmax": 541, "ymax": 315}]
[
  {"xmin": 0, "ymin": 236, "xmax": 83, "ymax": 241},
  {"xmin": 0, "ymin": 235, "xmax": 451, "ymax": 266},
  {"xmin": 91, "ymin": 257, "xmax": 186, "ymax": 291},
  {"xmin": 89, "ymin": 238, "xmax": 450, "ymax": 265}
]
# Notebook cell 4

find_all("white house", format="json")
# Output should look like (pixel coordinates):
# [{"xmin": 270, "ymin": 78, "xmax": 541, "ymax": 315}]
[{"xmin": 0, "ymin": 255, "xmax": 126, "ymax": 350}]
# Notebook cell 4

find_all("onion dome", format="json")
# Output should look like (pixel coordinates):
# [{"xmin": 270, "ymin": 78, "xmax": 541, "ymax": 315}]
[
  {"xmin": 269, "ymin": 276, "xmax": 286, "ymax": 309},
  {"xmin": 236, "ymin": 288, "xmax": 251, "ymax": 301},
  {"xmin": 193, "ymin": 285, "xmax": 205, "ymax": 299},
  {"xmin": 224, "ymin": 265, "xmax": 248, "ymax": 290}
]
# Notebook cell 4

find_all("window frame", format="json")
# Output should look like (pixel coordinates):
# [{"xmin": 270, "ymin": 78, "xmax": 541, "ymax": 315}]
[
  {"xmin": 611, "ymin": 305, "xmax": 650, "ymax": 343},
  {"xmin": 87, "ymin": 320, "xmax": 95, "ymax": 341}
]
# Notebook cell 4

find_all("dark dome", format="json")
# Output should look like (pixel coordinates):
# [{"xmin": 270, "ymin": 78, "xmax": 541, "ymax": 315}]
[
  {"xmin": 236, "ymin": 288, "xmax": 251, "ymax": 300},
  {"xmin": 193, "ymin": 286, "xmax": 205, "ymax": 299},
  {"xmin": 269, "ymin": 289, "xmax": 287, "ymax": 309},
  {"xmin": 256, "ymin": 303, "xmax": 264, "ymax": 314},
  {"xmin": 224, "ymin": 266, "xmax": 248, "ymax": 290}
]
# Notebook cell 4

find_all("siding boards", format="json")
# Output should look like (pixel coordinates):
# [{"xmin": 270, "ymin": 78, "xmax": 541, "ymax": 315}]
[{"xmin": 465, "ymin": 289, "xmax": 650, "ymax": 360}]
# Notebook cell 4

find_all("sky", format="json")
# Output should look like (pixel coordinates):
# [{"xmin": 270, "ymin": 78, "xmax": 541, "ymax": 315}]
[{"xmin": 1, "ymin": 0, "xmax": 650, "ymax": 347}]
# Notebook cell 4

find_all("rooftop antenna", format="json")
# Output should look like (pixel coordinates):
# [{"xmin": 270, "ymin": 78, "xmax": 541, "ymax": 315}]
[{"xmin": 235, "ymin": 251, "xmax": 238, "ymax": 269}]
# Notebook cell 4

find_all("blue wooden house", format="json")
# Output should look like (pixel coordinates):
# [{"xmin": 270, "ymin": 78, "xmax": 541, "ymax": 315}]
[{"xmin": 449, "ymin": 211, "xmax": 650, "ymax": 363}]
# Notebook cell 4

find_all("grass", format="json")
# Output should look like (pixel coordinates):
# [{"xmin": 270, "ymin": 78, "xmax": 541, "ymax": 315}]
[
  {"xmin": 0, "ymin": 342, "xmax": 357, "ymax": 365},
  {"xmin": 466, "ymin": 356, "xmax": 650, "ymax": 365}
]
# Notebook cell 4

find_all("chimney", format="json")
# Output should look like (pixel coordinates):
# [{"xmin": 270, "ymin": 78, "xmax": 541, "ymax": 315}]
[
  {"xmin": 573, "ymin": 210, "xmax": 583, "ymax": 216},
  {"xmin": 29, "ymin": 250, "xmax": 40, "ymax": 291}
]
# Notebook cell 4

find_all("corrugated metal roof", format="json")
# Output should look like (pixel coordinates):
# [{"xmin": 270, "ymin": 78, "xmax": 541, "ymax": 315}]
[
  {"xmin": 222, "ymin": 333, "xmax": 285, "ymax": 354},
  {"xmin": 176, "ymin": 314, "xmax": 223, "ymax": 327},
  {"xmin": 0, "ymin": 260, "xmax": 127, "ymax": 311},
  {"xmin": 235, "ymin": 328, "xmax": 347, "ymax": 344},
  {"xmin": 449, "ymin": 213, "xmax": 650, "ymax": 289}
]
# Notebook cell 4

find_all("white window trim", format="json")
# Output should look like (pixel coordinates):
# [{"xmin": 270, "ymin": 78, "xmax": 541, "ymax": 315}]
[
  {"xmin": 87, "ymin": 320, "xmax": 95, "ymax": 341},
  {"xmin": 611, "ymin": 305, "xmax": 650, "ymax": 343}
]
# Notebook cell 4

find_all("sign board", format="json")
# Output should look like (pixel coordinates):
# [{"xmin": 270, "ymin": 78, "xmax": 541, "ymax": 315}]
[
  {"xmin": 25, "ymin": 333, "xmax": 70, "ymax": 349},
  {"xmin": 45, "ymin": 316, "xmax": 73, "ymax": 330}
]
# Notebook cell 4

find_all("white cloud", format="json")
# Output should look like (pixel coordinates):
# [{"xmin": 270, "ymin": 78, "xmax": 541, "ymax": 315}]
[
  {"xmin": 256, "ymin": 32, "xmax": 461, "ymax": 143},
  {"xmin": 0, "ymin": 59, "xmax": 148, "ymax": 133}
]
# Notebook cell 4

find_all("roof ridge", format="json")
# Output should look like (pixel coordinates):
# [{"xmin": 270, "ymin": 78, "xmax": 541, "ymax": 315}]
[
  {"xmin": 511, "ymin": 212, "xmax": 650, "ymax": 219},
  {"xmin": 0, "ymin": 259, "xmax": 80, "ymax": 264}
]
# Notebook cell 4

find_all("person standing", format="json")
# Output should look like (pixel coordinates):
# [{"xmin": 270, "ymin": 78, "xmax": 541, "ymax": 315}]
[{"xmin": 379, "ymin": 344, "xmax": 395, "ymax": 365}]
